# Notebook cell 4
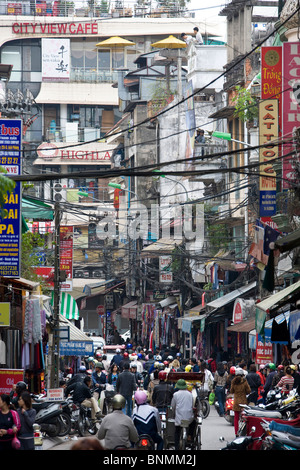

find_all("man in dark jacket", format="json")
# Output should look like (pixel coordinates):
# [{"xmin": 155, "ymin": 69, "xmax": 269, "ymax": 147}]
[
  {"xmin": 246, "ymin": 364, "xmax": 262, "ymax": 404},
  {"xmin": 66, "ymin": 376, "xmax": 101, "ymax": 421},
  {"xmin": 116, "ymin": 362, "xmax": 136, "ymax": 416},
  {"xmin": 152, "ymin": 371, "xmax": 174, "ymax": 411}
]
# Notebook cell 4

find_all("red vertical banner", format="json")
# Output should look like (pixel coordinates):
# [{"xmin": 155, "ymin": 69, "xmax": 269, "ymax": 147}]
[
  {"xmin": 282, "ymin": 42, "xmax": 300, "ymax": 189},
  {"xmin": 261, "ymin": 46, "xmax": 282, "ymax": 194},
  {"xmin": 60, "ymin": 225, "xmax": 73, "ymax": 291}
]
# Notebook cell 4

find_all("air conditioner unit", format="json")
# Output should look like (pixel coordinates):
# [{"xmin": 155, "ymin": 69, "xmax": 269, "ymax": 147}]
[{"xmin": 53, "ymin": 180, "xmax": 67, "ymax": 202}]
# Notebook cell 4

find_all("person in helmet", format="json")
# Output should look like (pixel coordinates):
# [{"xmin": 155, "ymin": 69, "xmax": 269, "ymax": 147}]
[
  {"xmin": 171, "ymin": 379, "xmax": 195, "ymax": 450},
  {"xmin": 97, "ymin": 394, "xmax": 139, "ymax": 449},
  {"xmin": 246, "ymin": 364, "xmax": 262, "ymax": 405},
  {"xmin": 132, "ymin": 390, "xmax": 164, "ymax": 450},
  {"xmin": 272, "ymin": 364, "xmax": 285, "ymax": 388},
  {"xmin": 230, "ymin": 368, "xmax": 251, "ymax": 435},
  {"xmin": 10, "ymin": 381, "xmax": 27, "ymax": 408},
  {"xmin": 92, "ymin": 362, "xmax": 107, "ymax": 399},
  {"xmin": 119, "ymin": 351, "xmax": 130, "ymax": 371},
  {"xmin": 263, "ymin": 363, "xmax": 277, "ymax": 400},
  {"xmin": 152, "ymin": 370, "xmax": 174, "ymax": 412},
  {"xmin": 110, "ymin": 348, "xmax": 123, "ymax": 368}
]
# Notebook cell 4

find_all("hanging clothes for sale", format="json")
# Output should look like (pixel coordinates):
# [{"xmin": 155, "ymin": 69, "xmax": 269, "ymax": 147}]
[{"xmin": 271, "ymin": 316, "xmax": 290, "ymax": 344}]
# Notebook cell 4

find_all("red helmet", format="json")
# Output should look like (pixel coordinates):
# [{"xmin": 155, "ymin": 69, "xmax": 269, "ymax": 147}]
[
  {"xmin": 230, "ymin": 366, "xmax": 236, "ymax": 375},
  {"xmin": 278, "ymin": 365, "xmax": 284, "ymax": 370},
  {"xmin": 158, "ymin": 370, "xmax": 168, "ymax": 381},
  {"xmin": 123, "ymin": 352, "xmax": 129, "ymax": 357}
]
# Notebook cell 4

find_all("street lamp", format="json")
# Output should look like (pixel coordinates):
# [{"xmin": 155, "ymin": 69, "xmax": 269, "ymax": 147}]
[{"xmin": 152, "ymin": 169, "xmax": 189, "ymax": 201}]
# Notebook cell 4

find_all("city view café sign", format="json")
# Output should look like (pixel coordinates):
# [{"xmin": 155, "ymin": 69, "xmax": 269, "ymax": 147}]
[
  {"xmin": 36, "ymin": 141, "xmax": 116, "ymax": 165},
  {"xmin": 12, "ymin": 22, "xmax": 98, "ymax": 36}
]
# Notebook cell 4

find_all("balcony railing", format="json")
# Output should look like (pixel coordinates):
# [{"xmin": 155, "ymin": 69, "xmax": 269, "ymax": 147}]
[
  {"xmin": 0, "ymin": 1, "xmax": 195, "ymax": 18},
  {"xmin": 70, "ymin": 68, "xmax": 118, "ymax": 84},
  {"xmin": 46, "ymin": 126, "xmax": 113, "ymax": 143}
]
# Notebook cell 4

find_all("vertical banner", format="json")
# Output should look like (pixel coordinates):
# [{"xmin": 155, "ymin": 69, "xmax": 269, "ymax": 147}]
[
  {"xmin": 0, "ymin": 119, "xmax": 22, "ymax": 278},
  {"xmin": 282, "ymin": 42, "xmax": 300, "ymax": 189},
  {"xmin": 42, "ymin": 38, "xmax": 70, "ymax": 81},
  {"xmin": 60, "ymin": 225, "xmax": 73, "ymax": 291},
  {"xmin": 259, "ymin": 100, "xmax": 278, "ymax": 216},
  {"xmin": 261, "ymin": 46, "xmax": 282, "ymax": 127}
]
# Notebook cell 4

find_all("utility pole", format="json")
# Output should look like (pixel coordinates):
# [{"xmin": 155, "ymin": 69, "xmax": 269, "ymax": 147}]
[{"xmin": 51, "ymin": 202, "xmax": 61, "ymax": 388}]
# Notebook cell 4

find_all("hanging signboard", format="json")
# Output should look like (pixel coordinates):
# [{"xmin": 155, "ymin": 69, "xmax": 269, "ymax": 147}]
[
  {"xmin": 159, "ymin": 255, "xmax": 173, "ymax": 283},
  {"xmin": 0, "ymin": 119, "xmax": 22, "ymax": 278},
  {"xmin": 259, "ymin": 99, "xmax": 278, "ymax": 217},
  {"xmin": 60, "ymin": 225, "xmax": 73, "ymax": 291},
  {"xmin": 282, "ymin": 42, "xmax": 300, "ymax": 189},
  {"xmin": 42, "ymin": 38, "xmax": 70, "ymax": 81}
]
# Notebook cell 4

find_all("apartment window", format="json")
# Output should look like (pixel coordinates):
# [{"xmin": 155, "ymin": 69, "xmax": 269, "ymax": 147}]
[{"xmin": 1, "ymin": 40, "xmax": 41, "ymax": 82}]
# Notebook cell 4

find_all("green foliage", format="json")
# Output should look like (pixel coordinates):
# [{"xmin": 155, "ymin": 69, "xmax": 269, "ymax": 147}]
[{"xmin": 231, "ymin": 85, "xmax": 259, "ymax": 123}]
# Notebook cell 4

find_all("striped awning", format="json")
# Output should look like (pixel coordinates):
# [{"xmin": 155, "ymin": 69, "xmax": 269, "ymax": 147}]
[{"xmin": 51, "ymin": 292, "xmax": 79, "ymax": 320}]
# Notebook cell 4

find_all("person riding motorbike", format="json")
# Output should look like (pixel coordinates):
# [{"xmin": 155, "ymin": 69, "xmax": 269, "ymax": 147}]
[
  {"xmin": 66, "ymin": 375, "xmax": 101, "ymax": 421},
  {"xmin": 132, "ymin": 390, "xmax": 164, "ymax": 450},
  {"xmin": 263, "ymin": 363, "xmax": 276, "ymax": 401},
  {"xmin": 152, "ymin": 370, "xmax": 174, "ymax": 411},
  {"xmin": 91, "ymin": 362, "xmax": 107, "ymax": 399},
  {"xmin": 97, "ymin": 394, "xmax": 139, "ymax": 449}
]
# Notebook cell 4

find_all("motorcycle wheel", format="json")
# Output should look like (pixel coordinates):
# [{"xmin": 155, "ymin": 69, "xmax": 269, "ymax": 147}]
[
  {"xmin": 57, "ymin": 412, "xmax": 72, "ymax": 437},
  {"xmin": 77, "ymin": 414, "xmax": 86, "ymax": 437},
  {"xmin": 86, "ymin": 418, "xmax": 100, "ymax": 435},
  {"xmin": 45, "ymin": 419, "xmax": 62, "ymax": 438},
  {"xmin": 199, "ymin": 399, "xmax": 210, "ymax": 419}
]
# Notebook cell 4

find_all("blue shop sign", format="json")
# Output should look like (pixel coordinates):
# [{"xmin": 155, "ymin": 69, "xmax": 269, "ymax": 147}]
[
  {"xmin": 0, "ymin": 119, "xmax": 22, "ymax": 278},
  {"xmin": 59, "ymin": 341, "xmax": 93, "ymax": 356}
]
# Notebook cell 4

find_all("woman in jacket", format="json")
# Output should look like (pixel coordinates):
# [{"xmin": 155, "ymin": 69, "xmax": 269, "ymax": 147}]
[
  {"xmin": 230, "ymin": 367, "xmax": 251, "ymax": 436},
  {"xmin": 17, "ymin": 391, "xmax": 36, "ymax": 450},
  {"xmin": 0, "ymin": 394, "xmax": 21, "ymax": 450}
]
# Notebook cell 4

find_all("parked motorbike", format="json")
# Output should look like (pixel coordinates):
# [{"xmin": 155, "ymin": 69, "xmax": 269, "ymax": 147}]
[
  {"xmin": 238, "ymin": 398, "xmax": 300, "ymax": 450},
  {"xmin": 219, "ymin": 426, "xmax": 266, "ymax": 450},
  {"xmin": 57, "ymin": 397, "xmax": 76, "ymax": 436},
  {"xmin": 99, "ymin": 384, "xmax": 116, "ymax": 415},
  {"xmin": 261, "ymin": 420, "xmax": 300, "ymax": 450},
  {"xmin": 32, "ymin": 398, "xmax": 63, "ymax": 438}
]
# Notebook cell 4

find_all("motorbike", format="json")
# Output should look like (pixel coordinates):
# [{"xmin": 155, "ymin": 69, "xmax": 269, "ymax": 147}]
[
  {"xmin": 220, "ymin": 426, "xmax": 266, "ymax": 450},
  {"xmin": 58, "ymin": 396, "xmax": 77, "ymax": 436},
  {"xmin": 32, "ymin": 398, "xmax": 63, "ymax": 438},
  {"xmin": 77, "ymin": 402, "xmax": 101, "ymax": 437},
  {"xmin": 261, "ymin": 420, "xmax": 300, "ymax": 450},
  {"xmin": 224, "ymin": 396, "xmax": 234, "ymax": 426},
  {"xmin": 238, "ymin": 398, "xmax": 300, "ymax": 450},
  {"xmin": 99, "ymin": 384, "xmax": 116, "ymax": 415},
  {"xmin": 135, "ymin": 434, "xmax": 155, "ymax": 450}
]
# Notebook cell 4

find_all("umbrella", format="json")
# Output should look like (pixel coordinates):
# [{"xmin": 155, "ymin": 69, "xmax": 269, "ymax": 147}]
[
  {"xmin": 96, "ymin": 36, "xmax": 136, "ymax": 47},
  {"xmin": 151, "ymin": 35, "xmax": 186, "ymax": 49}
]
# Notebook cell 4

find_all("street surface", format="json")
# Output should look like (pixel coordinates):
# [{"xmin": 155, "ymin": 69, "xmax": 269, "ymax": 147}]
[{"xmin": 42, "ymin": 405, "xmax": 235, "ymax": 451}]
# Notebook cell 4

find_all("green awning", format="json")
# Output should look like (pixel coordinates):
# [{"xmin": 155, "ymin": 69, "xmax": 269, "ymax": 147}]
[
  {"xmin": 51, "ymin": 291, "xmax": 80, "ymax": 320},
  {"xmin": 22, "ymin": 196, "xmax": 54, "ymax": 221}
]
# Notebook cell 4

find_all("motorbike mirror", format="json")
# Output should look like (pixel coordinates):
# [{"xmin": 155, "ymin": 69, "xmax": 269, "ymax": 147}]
[
  {"xmin": 219, "ymin": 437, "xmax": 225, "ymax": 442},
  {"xmin": 250, "ymin": 426, "xmax": 256, "ymax": 434}
]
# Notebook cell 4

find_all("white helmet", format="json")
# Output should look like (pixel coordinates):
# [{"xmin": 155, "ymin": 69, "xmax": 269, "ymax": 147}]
[{"xmin": 235, "ymin": 367, "xmax": 244, "ymax": 376}]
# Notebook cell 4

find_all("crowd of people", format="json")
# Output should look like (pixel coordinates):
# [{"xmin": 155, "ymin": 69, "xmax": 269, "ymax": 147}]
[{"xmin": 2, "ymin": 341, "xmax": 300, "ymax": 451}]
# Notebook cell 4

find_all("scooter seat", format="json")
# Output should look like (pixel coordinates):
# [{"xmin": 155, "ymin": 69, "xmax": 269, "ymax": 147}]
[
  {"xmin": 272, "ymin": 431, "xmax": 300, "ymax": 449},
  {"xmin": 244, "ymin": 409, "xmax": 283, "ymax": 418},
  {"xmin": 269, "ymin": 421, "xmax": 300, "ymax": 436}
]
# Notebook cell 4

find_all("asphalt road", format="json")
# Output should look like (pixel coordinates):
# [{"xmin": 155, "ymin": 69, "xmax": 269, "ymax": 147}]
[{"xmin": 42, "ymin": 405, "xmax": 236, "ymax": 451}]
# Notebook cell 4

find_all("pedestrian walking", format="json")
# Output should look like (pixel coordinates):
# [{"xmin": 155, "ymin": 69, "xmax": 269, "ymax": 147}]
[
  {"xmin": 17, "ymin": 391, "xmax": 36, "ymax": 450},
  {"xmin": 230, "ymin": 368, "xmax": 251, "ymax": 436},
  {"xmin": 0, "ymin": 394, "xmax": 21, "ymax": 451},
  {"xmin": 213, "ymin": 362, "xmax": 228, "ymax": 417}
]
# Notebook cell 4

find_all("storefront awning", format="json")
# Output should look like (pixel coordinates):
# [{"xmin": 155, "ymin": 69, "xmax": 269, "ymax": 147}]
[
  {"xmin": 206, "ymin": 281, "xmax": 257, "ymax": 310},
  {"xmin": 227, "ymin": 317, "xmax": 256, "ymax": 332},
  {"xmin": 178, "ymin": 314, "xmax": 206, "ymax": 333},
  {"xmin": 121, "ymin": 301, "xmax": 138, "ymax": 319},
  {"xmin": 51, "ymin": 291, "xmax": 79, "ymax": 320},
  {"xmin": 256, "ymin": 280, "xmax": 300, "ymax": 314},
  {"xmin": 141, "ymin": 238, "xmax": 180, "ymax": 257},
  {"xmin": 22, "ymin": 196, "xmax": 54, "ymax": 221},
  {"xmin": 35, "ymin": 82, "xmax": 118, "ymax": 106}
]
